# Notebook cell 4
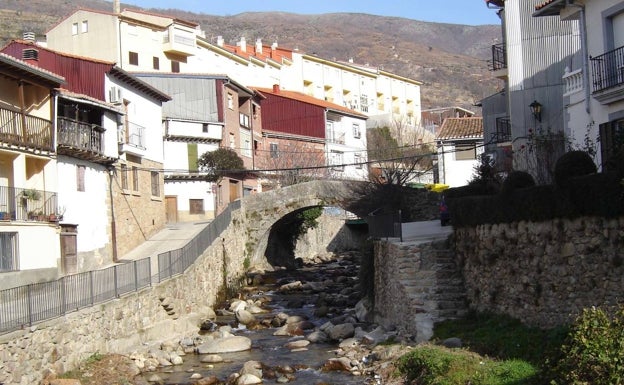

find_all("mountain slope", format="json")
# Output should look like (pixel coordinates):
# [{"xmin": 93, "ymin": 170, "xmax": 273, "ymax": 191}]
[{"xmin": 0, "ymin": 0, "xmax": 502, "ymax": 110}]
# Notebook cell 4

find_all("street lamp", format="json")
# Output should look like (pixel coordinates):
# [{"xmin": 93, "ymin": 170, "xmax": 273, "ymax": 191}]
[{"xmin": 529, "ymin": 100, "xmax": 542, "ymax": 122}]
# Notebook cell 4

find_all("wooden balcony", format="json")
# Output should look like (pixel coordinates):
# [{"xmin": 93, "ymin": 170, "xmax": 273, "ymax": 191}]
[
  {"xmin": 0, "ymin": 106, "xmax": 53, "ymax": 151},
  {"xmin": 0, "ymin": 186, "xmax": 58, "ymax": 223},
  {"xmin": 57, "ymin": 117, "xmax": 112, "ymax": 163}
]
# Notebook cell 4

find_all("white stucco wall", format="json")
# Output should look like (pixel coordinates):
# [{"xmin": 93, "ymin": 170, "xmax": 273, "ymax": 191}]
[
  {"xmin": 437, "ymin": 142, "xmax": 483, "ymax": 188},
  {"xmin": 13, "ymin": 225, "xmax": 60, "ymax": 270}
]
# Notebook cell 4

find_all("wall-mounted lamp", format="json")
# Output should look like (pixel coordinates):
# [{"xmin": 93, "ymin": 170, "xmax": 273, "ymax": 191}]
[{"xmin": 529, "ymin": 100, "xmax": 542, "ymax": 122}]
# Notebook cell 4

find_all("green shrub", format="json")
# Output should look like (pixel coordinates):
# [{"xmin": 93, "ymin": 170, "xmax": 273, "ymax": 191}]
[
  {"xmin": 554, "ymin": 150, "xmax": 596, "ymax": 189},
  {"xmin": 396, "ymin": 345, "xmax": 537, "ymax": 385},
  {"xmin": 549, "ymin": 305, "xmax": 624, "ymax": 385},
  {"xmin": 501, "ymin": 171, "xmax": 535, "ymax": 196}
]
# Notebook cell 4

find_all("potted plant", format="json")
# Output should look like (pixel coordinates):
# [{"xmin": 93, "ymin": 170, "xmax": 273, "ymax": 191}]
[
  {"xmin": 49, "ymin": 206, "xmax": 66, "ymax": 222},
  {"xmin": 22, "ymin": 189, "xmax": 41, "ymax": 201}
]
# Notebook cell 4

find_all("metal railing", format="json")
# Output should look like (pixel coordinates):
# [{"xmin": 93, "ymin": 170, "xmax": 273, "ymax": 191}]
[
  {"xmin": 0, "ymin": 106, "xmax": 53, "ymax": 151},
  {"xmin": 157, "ymin": 200, "xmax": 237, "ymax": 282},
  {"xmin": 0, "ymin": 200, "xmax": 241, "ymax": 335},
  {"xmin": 125, "ymin": 122, "xmax": 146, "ymax": 149},
  {"xmin": 491, "ymin": 43, "xmax": 507, "ymax": 71},
  {"xmin": 590, "ymin": 45, "xmax": 624, "ymax": 93},
  {"xmin": 367, "ymin": 209, "xmax": 403, "ymax": 242},
  {"xmin": 495, "ymin": 117, "xmax": 511, "ymax": 143},
  {"xmin": 0, "ymin": 186, "xmax": 57, "ymax": 222},
  {"xmin": 57, "ymin": 117, "xmax": 104, "ymax": 153},
  {"xmin": 0, "ymin": 258, "xmax": 151, "ymax": 334}
]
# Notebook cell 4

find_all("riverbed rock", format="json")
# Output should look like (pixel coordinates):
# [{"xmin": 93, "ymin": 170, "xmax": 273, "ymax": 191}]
[
  {"xmin": 327, "ymin": 323, "xmax": 355, "ymax": 341},
  {"xmin": 338, "ymin": 338, "xmax": 359, "ymax": 349},
  {"xmin": 442, "ymin": 337, "xmax": 463, "ymax": 348},
  {"xmin": 197, "ymin": 336, "xmax": 252, "ymax": 354},
  {"xmin": 355, "ymin": 298, "xmax": 373, "ymax": 322},
  {"xmin": 236, "ymin": 309, "xmax": 257, "ymax": 326},
  {"xmin": 237, "ymin": 373, "xmax": 263, "ymax": 385},
  {"xmin": 240, "ymin": 360, "xmax": 263, "ymax": 378},
  {"xmin": 200, "ymin": 354, "xmax": 224, "ymax": 363},
  {"xmin": 279, "ymin": 281, "xmax": 303, "ymax": 291},
  {"xmin": 322, "ymin": 357, "xmax": 352, "ymax": 372},
  {"xmin": 285, "ymin": 339, "xmax": 310, "ymax": 350}
]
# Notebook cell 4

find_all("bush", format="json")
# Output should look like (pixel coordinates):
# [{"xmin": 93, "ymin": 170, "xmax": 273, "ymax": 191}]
[
  {"xmin": 549, "ymin": 305, "xmax": 624, "ymax": 385},
  {"xmin": 396, "ymin": 345, "xmax": 538, "ymax": 385},
  {"xmin": 553, "ymin": 150, "xmax": 596, "ymax": 189},
  {"xmin": 501, "ymin": 171, "xmax": 535, "ymax": 196}
]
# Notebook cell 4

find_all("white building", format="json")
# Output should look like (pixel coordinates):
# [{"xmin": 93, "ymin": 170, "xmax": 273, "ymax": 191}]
[
  {"xmin": 534, "ymin": 0, "xmax": 624, "ymax": 171},
  {"xmin": 436, "ymin": 117, "xmax": 484, "ymax": 187}
]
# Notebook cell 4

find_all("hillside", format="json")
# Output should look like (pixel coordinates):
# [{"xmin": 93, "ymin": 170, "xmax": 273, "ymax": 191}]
[{"xmin": 0, "ymin": 0, "xmax": 503, "ymax": 110}]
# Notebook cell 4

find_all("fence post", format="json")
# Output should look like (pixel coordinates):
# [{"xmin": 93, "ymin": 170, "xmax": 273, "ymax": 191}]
[
  {"xmin": 89, "ymin": 270, "xmax": 94, "ymax": 306},
  {"xmin": 27, "ymin": 284, "xmax": 33, "ymax": 327},
  {"xmin": 114, "ymin": 265, "xmax": 119, "ymax": 298},
  {"xmin": 60, "ymin": 276, "xmax": 66, "ymax": 315},
  {"xmin": 134, "ymin": 260, "xmax": 138, "ymax": 292}
]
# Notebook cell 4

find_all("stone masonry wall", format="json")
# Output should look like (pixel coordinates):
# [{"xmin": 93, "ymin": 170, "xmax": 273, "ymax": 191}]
[
  {"xmin": 454, "ymin": 216, "xmax": 624, "ymax": 328},
  {"xmin": 0, "ymin": 208, "xmax": 249, "ymax": 385}
]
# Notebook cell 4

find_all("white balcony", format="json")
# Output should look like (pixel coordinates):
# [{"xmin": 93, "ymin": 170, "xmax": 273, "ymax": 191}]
[{"xmin": 163, "ymin": 26, "xmax": 196, "ymax": 56}]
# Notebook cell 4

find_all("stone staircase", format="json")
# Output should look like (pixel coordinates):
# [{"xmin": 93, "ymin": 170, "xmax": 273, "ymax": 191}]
[{"xmin": 396, "ymin": 236, "xmax": 468, "ymax": 322}]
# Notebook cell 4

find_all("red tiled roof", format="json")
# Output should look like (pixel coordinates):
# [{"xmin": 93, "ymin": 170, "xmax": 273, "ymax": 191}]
[
  {"xmin": 437, "ymin": 117, "xmax": 483, "ymax": 140},
  {"xmin": 485, "ymin": 0, "xmax": 505, "ymax": 7},
  {"xmin": 253, "ymin": 86, "xmax": 367, "ymax": 118},
  {"xmin": 535, "ymin": 0, "xmax": 557, "ymax": 11}
]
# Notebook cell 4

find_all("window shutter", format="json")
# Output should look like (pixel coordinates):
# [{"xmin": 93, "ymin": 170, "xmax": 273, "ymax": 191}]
[{"xmin": 188, "ymin": 143, "xmax": 198, "ymax": 172}]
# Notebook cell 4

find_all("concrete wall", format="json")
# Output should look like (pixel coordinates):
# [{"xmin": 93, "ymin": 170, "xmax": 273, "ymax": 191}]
[{"xmin": 454, "ymin": 216, "xmax": 624, "ymax": 328}]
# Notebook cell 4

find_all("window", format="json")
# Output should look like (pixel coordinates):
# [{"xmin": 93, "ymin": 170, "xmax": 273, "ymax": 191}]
[
  {"xmin": 189, "ymin": 199, "xmax": 204, "ymax": 214},
  {"xmin": 120, "ymin": 164, "xmax": 128, "ymax": 190},
  {"xmin": 330, "ymin": 150, "xmax": 344, "ymax": 171},
  {"xmin": 171, "ymin": 60, "xmax": 180, "ymax": 73},
  {"xmin": 353, "ymin": 123, "xmax": 361, "ymax": 139},
  {"xmin": 81, "ymin": 20, "xmax": 88, "ymax": 33},
  {"xmin": 270, "ymin": 143, "xmax": 279, "ymax": 158},
  {"xmin": 240, "ymin": 130, "xmax": 252, "ymax": 157},
  {"xmin": 0, "ymin": 232, "xmax": 18, "ymax": 272},
  {"xmin": 151, "ymin": 171, "xmax": 160, "ymax": 197},
  {"xmin": 600, "ymin": 118, "xmax": 624, "ymax": 171},
  {"xmin": 129, "ymin": 51, "xmax": 139, "ymax": 66},
  {"xmin": 132, "ymin": 166, "xmax": 139, "ymax": 191},
  {"xmin": 455, "ymin": 143, "xmax": 477, "ymax": 160},
  {"xmin": 239, "ymin": 113, "xmax": 250, "ymax": 128},
  {"xmin": 153, "ymin": 56, "xmax": 160, "ymax": 70},
  {"xmin": 72, "ymin": 23, "xmax": 78, "ymax": 35},
  {"xmin": 360, "ymin": 95, "xmax": 369, "ymax": 112},
  {"xmin": 229, "ymin": 133, "xmax": 235, "ymax": 149},
  {"xmin": 227, "ymin": 93, "xmax": 234, "ymax": 109},
  {"xmin": 354, "ymin": 152, "xmax": 363, "ymax": 169},
  {"xmin": 202, "ymin": 123, "xmax": 209, "ymax": 133},
  {"xmin": 76, "ymin": 165, "xmax": 85, "ymax": 192}
]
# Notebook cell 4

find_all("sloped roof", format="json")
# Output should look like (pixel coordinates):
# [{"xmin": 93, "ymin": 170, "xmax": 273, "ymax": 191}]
[
  {"xmin": 0, "ymin": 52, "xmax": 64, "ymax": 87},
  {"xmin": 253, "ymin": 86, "xmax": 367, "ymax": 119},
  {"xmin": 437, "ymin": 117, "xmax": 483, "ymax": 140},
  {"xmin": 534, "ymin": 0, "xmax": 566, "ymax": 16}
]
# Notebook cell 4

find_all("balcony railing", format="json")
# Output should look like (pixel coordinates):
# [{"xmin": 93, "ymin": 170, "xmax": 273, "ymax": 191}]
[
  {"xmin": 0, "ymin": 186, "xmax": 58, "ymax": 222},
  {"xmin": 491, "ymin": 43, "xmax": 507, "ymax": 71},
  {"xmin": 590, "ymin": 45, "xmax": 624, "ymax": 93},
  {"xmin": 494, "ymin": 117, "xmax": 511, "ymax": 143},
  {"xmin": 0, "ymin": 106, "xmax": 53, "ymax": 151},
  {"xmin": 124, "ymin": 122, "xmax": 146, "ymax": 149},
  {"xmin": 57, "ymin": 117, "xmax": 104, "ymax": 154},
  {"xmin": 563, "ymin": 68, "xmax": 584, "ymax": 96}
]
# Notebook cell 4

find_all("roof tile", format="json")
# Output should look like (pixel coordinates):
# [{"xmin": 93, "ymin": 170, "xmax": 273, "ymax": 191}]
[{"xmin": 437, "ymin": 117, "xmax": 483, "ymax": 140}]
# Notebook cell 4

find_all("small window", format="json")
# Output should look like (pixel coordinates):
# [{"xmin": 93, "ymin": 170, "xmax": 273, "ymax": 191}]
[
  {"xmin": 132, "ymin": 166, "xmax": 139, "ymax": 191},
  {"xmin": 81, "ymin": 20, "xmax": 88, "ymax": 33},
  {"xmin": 120, "ymin": 164, "xmax": 128, "ymax": 190},
  {"xmin": 187, "ymin": 143, "xmax": 198, "ymax": 172},
  {"xmin": 330, "ymin": 150, "xmax": 344, "ymax": 171},
  {"xmin": 72, "ymin": 23, "xmax": 79, "ymax": 35},
  {"xmin": 189, "ymin": 199, "xmax": 204, "ymax": 214},
  {"xmin": 354, "ymin": 152, "xmax": 363, "ymax": 169},
  {"xmin": 227, "ymin": 93, "xmax": 234, "ymax": 109},
  {"xmin": 76, "ymin": 165, "xmax": 86, "ymax": 192},
  {"xmin": 171, "ymin": 61, "xmax": 180, "ymax": 73},
  {"xmin": 151, "ymin": 171, "xmax": 160, "ymax": 197},
  {"xmin": 153, "ymin": 56, "xmax": 160, "ymax": 70},
  {"xmin": 455, "ymin": 143, "xmax": 477, "ymax": 161},
  {"xmin": 270, "ymin": 143, "xmax": 279, "ymax": 158},
  {"xmin": 0, "ymin": 232, "xmax": 19, "ymax": 272},
  {"xmin": 353, "ymin": 123, "xmax": 361, "ymax": 139},
  {"xmin": 129, "ymin": 51, "xmax": 139, "ymax": 66},
  {"xmin": 202, "ymin": 123, "xmax": 209, "ymax": 133},
  {"xmin": 229, "ymin": 133, "xmax": 235, "ymax": 149}
]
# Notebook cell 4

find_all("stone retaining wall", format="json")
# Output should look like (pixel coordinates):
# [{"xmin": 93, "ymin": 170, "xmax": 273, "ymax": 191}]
[
  {"xmin": 454, "ymin": 216, "xmax": 624, "ymax": 328},
  {"xmin": 0, "ymin": 208, "xmax": 249, "ymax": 385}
]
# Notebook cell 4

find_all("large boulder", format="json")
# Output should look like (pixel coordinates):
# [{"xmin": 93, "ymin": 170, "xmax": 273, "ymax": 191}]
[{"xmin": 197, "ymin": 336, "xmax": 252, "ymax": 354}]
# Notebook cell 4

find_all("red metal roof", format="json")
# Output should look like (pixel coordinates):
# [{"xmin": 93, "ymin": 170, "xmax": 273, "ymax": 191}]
[{"xmin": 437, "ymin": 117, "xmax": 483, "ymax": 140}]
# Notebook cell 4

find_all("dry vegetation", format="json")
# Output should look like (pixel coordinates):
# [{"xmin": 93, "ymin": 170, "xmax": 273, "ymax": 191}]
[{"xmin": 0, "ymin": 0, "xmax": 502, "ymax": 110}]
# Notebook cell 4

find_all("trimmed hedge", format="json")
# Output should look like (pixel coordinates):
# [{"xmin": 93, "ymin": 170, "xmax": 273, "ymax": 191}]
[{"xmin": 447, "ymin": 172, "xmax": 624, "ymax": 227}]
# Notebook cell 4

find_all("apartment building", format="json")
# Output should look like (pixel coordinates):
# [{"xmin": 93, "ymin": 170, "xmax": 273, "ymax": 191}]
[
  {"xmin": 482, "ymin": 0, "xmax": 580, "ymax": 183},
  {"xmin": 534, "ymin": 0, "xmax": 624, "ymax": 171}
]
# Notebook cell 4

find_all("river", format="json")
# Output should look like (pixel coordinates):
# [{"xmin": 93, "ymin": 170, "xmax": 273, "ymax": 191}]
[{"xmin": 137, "ymin": 251, "xmax": 386, "ymax": 385}]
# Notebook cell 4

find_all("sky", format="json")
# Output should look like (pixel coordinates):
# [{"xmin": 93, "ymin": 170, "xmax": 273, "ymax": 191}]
[{"xmin": 123, "ymin": 0, "xmax": 501, "ymax": 26}]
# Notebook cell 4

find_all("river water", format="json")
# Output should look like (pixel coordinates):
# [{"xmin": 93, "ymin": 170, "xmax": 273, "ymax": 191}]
[{"xmin": 138, "ymin": 252, "xmax": 378, "ymax": 384}]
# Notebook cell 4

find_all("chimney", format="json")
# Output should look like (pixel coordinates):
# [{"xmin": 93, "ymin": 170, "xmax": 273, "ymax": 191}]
[
  {"xmin": 23, "ymin": 32, "xmax": 36, "ymax": 42},
  {"xmin": 22, "ymin": 48, "xmax": 39, "ymax": 66},
  {"xmin": 113, "ymin": 0, "xmax": 120, "ymax": 14},
  {"xmin": 271, "ymin": 41, "xmax": 278, "ymax": 50},
  {"xmin": 255, "ymin": 38, "xmax": 262, "ymax": 55},
  {"xmin": 216, "ymin": 35, "xmax": 224, "ymax": 47},
  {"xmin": 272, "ymin": 84, "xmax": 280, "ymax": 93},
  {"xmin": 238, "ymin": 37, "xmax": 247, "ymax": 52}
]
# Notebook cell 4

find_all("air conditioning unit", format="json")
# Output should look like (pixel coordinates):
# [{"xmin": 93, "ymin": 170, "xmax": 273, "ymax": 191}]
[{"xmin": 109, "ymin": 86, "xmax": 122, "ymax": 104}]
